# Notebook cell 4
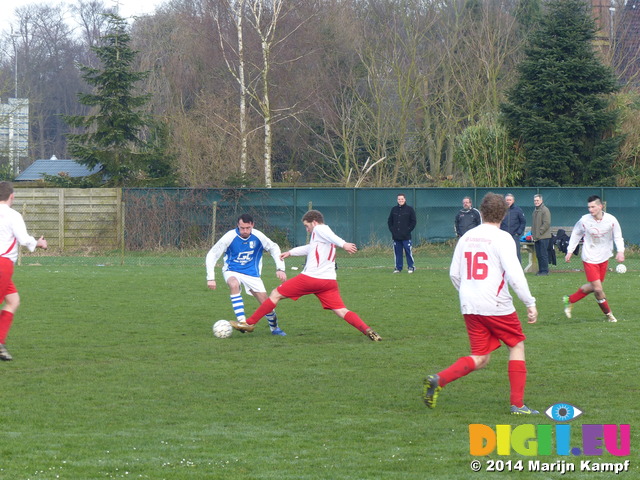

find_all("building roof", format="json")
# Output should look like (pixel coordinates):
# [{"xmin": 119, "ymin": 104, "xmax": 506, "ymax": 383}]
[{"xmin": 15, "ymin": 157, "xmax": 101, "ymax": 181}]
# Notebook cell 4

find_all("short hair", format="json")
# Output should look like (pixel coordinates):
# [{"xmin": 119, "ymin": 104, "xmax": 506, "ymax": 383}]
[
  {"xmin": 480, "ymin": 192, "xmax": 508, "ymax": 224},
  {"xmin": 463, "ymin": 196, "xmax": 472, "ymax": 202},
  {"xmin": 587, "ymin": 195, "xmax": 602, "ymax": 204},
  {"xmin": 397, "ymin": 193, "xmax": 406, "ymax": 199},
  {"xmin": 505, "ymin": 193, "xmax": 515, "ymax": 200},
  {"xmin": 237, "ymin": 213, "xmax": 254, "ymax": 224},
  {"xmin": 0, "ymin": 181, "xmax": 14, "ymax": 201},
  {"xmin": 534, "ymin": 194, "xmax": 543, "ymax": 201},
  {"xmin": 302, "ymin": 209, "xmax": 324, "ymax": 224}
]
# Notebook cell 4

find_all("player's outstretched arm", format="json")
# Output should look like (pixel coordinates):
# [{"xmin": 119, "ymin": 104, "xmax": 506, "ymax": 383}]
[{"xmin": 343, "ymin": 242, "xmax": 357, "ymax": 254}]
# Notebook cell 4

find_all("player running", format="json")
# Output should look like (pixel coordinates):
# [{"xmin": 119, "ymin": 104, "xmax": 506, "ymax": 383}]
[
  {"xmin": 206, "ymin": 214, "xmax": 287, "ymax": 335},
  {"xmin": 230, "ymin": 210, "xmax": 382, "ymax": 341},
  {"xmin": 562, "ymin": 195, "xmax": 624, "ymax": 323},
  {"xmin": 423, "ymin": 193, "xmax": 539, "ymax": 415}
]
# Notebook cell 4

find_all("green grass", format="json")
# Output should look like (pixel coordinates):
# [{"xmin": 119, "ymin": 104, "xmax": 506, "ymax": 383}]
[{"xmin": 0, "ymin": 261, "xmax": 637, "ymax": 479}]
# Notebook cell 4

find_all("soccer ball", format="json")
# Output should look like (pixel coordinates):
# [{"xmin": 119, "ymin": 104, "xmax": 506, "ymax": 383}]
[
  {"xmin": 213, "ymin": 320, "xmax": 233, "ymax": 338},
  {"xmin": 615, "ymin": 264, "xmax": 627, "ymax": 274}
]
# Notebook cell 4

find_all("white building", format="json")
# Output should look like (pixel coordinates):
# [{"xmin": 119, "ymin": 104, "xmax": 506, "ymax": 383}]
[{"xmin": 0, "ymin": 98, "xmax": 29, "ymax": 175}]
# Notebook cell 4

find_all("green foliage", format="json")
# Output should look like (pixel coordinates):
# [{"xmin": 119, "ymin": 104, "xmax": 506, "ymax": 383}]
[
  {"xmin": 611, "ymin": 91, "xmax": 640, "ymax": 186},
  {"xmin": 454, "ymin": 116, "xmax": 525, "ymax": 187},
  {"xmin": 501, "ymin": 0, "xmax": 620, "ymax": 186},
  {"xmin": 3, "ymin": 264, "xmax": 638, "ymax": 478},
  {"xmin": 64, "ymin": 14, "xmax": 175, "ymax": 187},
  {"xmin": 0, "ymin": 161, "xmax": 15, "ymax": 181},
  {"xmin": 40, "ymin": 172, "xmax": 103, "ymax": 188}
]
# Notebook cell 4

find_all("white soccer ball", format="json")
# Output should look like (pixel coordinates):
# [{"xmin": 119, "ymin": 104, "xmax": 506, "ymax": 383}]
[
  {"xmin": 616, "ymin": 264, "xmax": 627, "ymax": 274},
  {"xmin": 213, "ymin": 320, "xmax": 233, "ymax": 338}
]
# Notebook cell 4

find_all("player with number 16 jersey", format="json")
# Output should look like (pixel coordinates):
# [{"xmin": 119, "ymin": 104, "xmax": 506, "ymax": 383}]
[{"xmin": 423, "ymin": 193, "xmax": 538, "ymax": 415}]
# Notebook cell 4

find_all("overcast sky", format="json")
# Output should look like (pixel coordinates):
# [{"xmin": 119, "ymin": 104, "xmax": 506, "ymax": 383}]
[{"xmin": 2, "ymin": 0, "xmax": 164, "ymax": 34}]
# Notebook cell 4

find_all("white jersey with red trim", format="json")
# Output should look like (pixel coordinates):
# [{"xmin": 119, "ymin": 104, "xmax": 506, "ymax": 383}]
[
  {"xmin": 0, "ymin": 203, "xmax": 38, "ymax": 264},
  {"xmin": 450, "ymin": 223, "xmax": 535, "ymax": 316},
  {"xmin": 289, "ymin": 224, "xmax": 345, "ymax": 280},
  {"xmin": 568, "ymin": 212, "xmax": 624, "ymax": 264}
]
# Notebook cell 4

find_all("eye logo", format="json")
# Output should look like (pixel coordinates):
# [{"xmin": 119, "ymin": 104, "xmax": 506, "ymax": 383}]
[{"xmin": 545, "ymin": 403, "xmax": 583, "ymax": 422}]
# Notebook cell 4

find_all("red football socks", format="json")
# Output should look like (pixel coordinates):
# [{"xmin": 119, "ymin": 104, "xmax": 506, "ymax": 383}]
[
  {"xmin": 343, "ymin": 311, "xmax": 369, "ymax": 333},
  {"xmin": 508, "ymin": 360, "xmax": 527, "ymax": 408},
  {"xmin": 569, "ymin": 289, "xmax": 588, "ymax": 303},
  {"xmin": 247, "ymin": 299, "xmax": 276, "ymax": 325},
  {"xmin": 438, "ymin": 356, "xmax": 476, "ymax": 387},
  {"xmin": 0, "ymin": 310, "xmax": 14, "ymax": 344}
]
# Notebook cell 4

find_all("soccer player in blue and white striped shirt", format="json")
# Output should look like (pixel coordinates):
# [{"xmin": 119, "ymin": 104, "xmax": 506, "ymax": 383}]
[{"xmin": 206, "ymin": 214, "xmax": 287, "ymax": 335}]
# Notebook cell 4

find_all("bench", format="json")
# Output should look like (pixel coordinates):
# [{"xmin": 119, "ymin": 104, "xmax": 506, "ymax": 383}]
[{"xmin": 521, "ymin": 226, "xmax": 574, "ymax": 273}]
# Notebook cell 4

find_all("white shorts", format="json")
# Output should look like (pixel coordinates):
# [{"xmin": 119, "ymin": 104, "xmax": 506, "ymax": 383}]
[{"xmin": 223, "ymin": 271, "xmax": 267, "ymax": 296}]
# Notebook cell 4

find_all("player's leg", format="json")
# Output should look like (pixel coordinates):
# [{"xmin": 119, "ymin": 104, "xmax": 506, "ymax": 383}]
[
  {"xmin": 423, "ymin": 314, "xmax": 496, "ymax": 409},
  {"xmin": 225, "ymin": 275, "xmax": 246, "ymax": 322},
  {"xmin": 231, "ymin": 279, "xmax": 293, "ymax": 332},
  {"xmin": 499, "ymin": 313, "xmax": 538, "ymax": 415},
  {"xmin": 0, "ymin": 294, "xmax": 19, "ymax": 361},
  {"xmin": 591, "ymin": 262, "xmax": 616, "ymax": 321},
  {"xmin": 393, "ymin": 241, "xmax": 403, "ymax": 272},
  {"xmin": 563, "ymin": 262, "xmax": 596, "ymax": 318},
  {"xmin": 0, "ymin": 266, "xmax": 17, "ymax": 361},
  {"xmin": 331, "ymin": 307, "xmax": 381, "ymax": 341},
  {"xmin": 317, "ymin": 281, "xmax": 381, "ymax": 341},
  {"xmin": 252, "ymin": 290, "xmax": 286, "ymax": 336}
]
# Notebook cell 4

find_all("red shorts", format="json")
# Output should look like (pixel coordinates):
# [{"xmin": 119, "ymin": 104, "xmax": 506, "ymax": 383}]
[
  {"xmin": 0, "ymin": 257, "xmax": 16, "ymax": 304},
  {"xmin": 277, "ymin": 274, "xmax": 346, "ymax": 310},
  {"xmin": 464, "ymin": 312, "xmax": 526, "ymax": 356},
  {"xmin": 583, "ymin": 261, "xmax": 608, "ymax": 283}
]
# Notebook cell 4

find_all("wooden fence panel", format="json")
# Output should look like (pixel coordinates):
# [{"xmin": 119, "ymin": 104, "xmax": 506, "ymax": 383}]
[{"xmin": 13, "ymin": 188, "xmax": 122, "ymax": 251}]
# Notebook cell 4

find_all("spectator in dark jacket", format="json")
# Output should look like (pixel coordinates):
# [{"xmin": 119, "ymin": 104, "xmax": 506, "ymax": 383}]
[
  {"xmin": 388, "ymin": 193, "xmax": 417, "ymax": 273},
  {"xmin": 454, "ymin": 197, "xmax": 481, "ymax": 238},
  {"xmin": 500, "ymin": 193, "xmax": 527, "ymax": 263}
]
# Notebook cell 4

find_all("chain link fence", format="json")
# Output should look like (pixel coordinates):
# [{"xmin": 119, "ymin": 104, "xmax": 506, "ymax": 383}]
[{"xmin": 16, "ymin": 187, "xmax": 639, "ymax": 271}]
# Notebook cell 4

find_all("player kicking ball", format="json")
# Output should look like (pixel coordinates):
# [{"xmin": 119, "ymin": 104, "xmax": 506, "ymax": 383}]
[
  {"xmin": 423, "ymin": 193, "xmax": 538, "ymax": 415},
  {"xmin": 562, "ymin": 195, "xmax": 624, "ymax": 323},
  {"xmin": 230, "ymin": 209, "xmax": 382, "ymax": 341}
]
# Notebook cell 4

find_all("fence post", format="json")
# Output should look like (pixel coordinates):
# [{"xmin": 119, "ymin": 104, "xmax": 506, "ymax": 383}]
[
  {"xmin": 18, "ymin": 203, "xmax": 26, "ymax": 266},
  {"xmin": 211, "ymin": 201, "xmax": 218, "ymax": 245},
  {"xmin": 118, "ymin": 189, "xmax": 125, "ymax": 265},
  {"xmin": 58, "ymin": 189, "xmax": 65, "ymax": 251},
  {"xmin": 306, "ymin": 201, "xmax": 312, "ymax": 244}
]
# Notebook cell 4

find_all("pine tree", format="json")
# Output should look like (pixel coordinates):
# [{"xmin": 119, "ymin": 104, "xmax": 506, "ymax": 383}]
[
  {"xmin": 501, "ymin": 0, "xmax": 620, "ymax": 186},
  {"xmin": 65, "ymin": 14, "xmax": 175, "ymax": 186}
]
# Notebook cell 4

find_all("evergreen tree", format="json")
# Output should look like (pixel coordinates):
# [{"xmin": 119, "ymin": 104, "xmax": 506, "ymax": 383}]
[
  {"xmin": 65, "ymin": 14, "xmax": 175, "ymax": 186},
  {"xmin": 501, "ymin": 0, "xmax": 620, "ymax": 186}
]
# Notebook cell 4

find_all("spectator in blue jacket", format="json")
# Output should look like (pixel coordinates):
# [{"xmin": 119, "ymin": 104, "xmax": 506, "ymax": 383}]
[{"xmin": 500, "ymin": 193, "xmax": 527, "ymax": 263}]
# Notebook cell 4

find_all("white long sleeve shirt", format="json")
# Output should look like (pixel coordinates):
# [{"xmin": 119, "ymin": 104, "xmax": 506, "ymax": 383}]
[
  {"xmin": 289, "ymin": 224, "xmax": 345, "ymax": 280},
  {"xmin": 450, "ymin": 224, "xmax": 535, "ymax": 316},
  {"xmin": 567, "ymin": 212, "xmax": 624, "ymax": 264},
  {"xmin": 0, "ymin": 203, "xmax": 38, "ymax": 264}
]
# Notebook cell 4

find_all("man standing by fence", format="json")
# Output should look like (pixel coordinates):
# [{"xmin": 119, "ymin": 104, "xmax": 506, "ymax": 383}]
[
  {"xmin": 0, "ymin": 181, "xmax": 48, "ymax": 361},
  {"xmin": 454, "ymin": 196, "xmax": 481, "ymax": 238},
  {"xmin": 388, "ymin": 193, "xmax": 416, "ymax": 273},
  {"xmin": 532, "ymin": 194, "xmax": 552, "ymax": 275},
  {"xmin": 500, "ymin": 194, "xmax": 526, "ymax": 263}
]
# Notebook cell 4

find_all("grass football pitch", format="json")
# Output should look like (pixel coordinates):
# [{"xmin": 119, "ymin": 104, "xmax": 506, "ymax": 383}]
[{"xmin": 1, "ymin": 259, "xmax": 638, "ymax": 479}]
